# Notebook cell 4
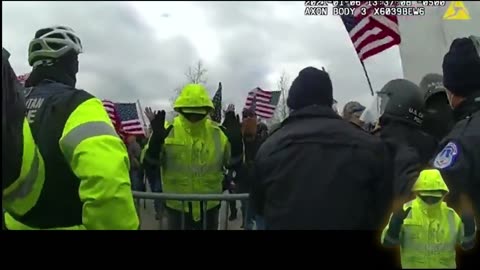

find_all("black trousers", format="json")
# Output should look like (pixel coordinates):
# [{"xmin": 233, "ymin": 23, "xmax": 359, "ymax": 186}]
[{"xmin": 166, "ymin": 203, "xmax": 220, "ymax": 230}]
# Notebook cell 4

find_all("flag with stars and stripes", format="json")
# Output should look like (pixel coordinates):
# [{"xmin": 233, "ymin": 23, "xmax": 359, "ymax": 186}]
[
  {"xmin": 340, "ymin": 1, "xmax": 401, "ymax": 62},
  {"xmin": 102, "ymin": 100, "xmax": 145, "ymax": 137},
  {"xmin": 244, "ymin": 87, "xmax": 281, "ymax": 119},
  {"xmin": 17, "ymin": 72, "xmax": 30, "ymax": 86},
  {"xmin": 210, "ymin": 82, "xmax": 222, "ymax": 123}
]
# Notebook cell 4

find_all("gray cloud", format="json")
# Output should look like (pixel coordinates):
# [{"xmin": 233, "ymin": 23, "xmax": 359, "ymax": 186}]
[
  {"xmin": 3, "ymin": 1, "xmax": 403, "ymax": 115},
  {"xmin": 3, "ymin": 1, "xmax": 199, "ymax": 108},
  {"xmin": 197, "ymin": 1, "xmax": 402, "ymax": 110}
]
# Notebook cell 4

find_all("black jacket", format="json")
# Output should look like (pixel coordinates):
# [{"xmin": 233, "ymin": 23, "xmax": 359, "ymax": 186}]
[
  {"xmin": 251, "ymin": 105, "xmax": 393, "ymax": 230},
  {"xmin": 431, "ymin": 92, "xmax": 480, "ymax": 214},
  {"xmin": 379, "ymin": 115, "xmax": 438, "ymax": 197},
  {"xmin": 236, "ymin": 131, "xmax": 267, "ymax": 193},
  {"xmin": 17, "ymin": 80, "xmax": 93, "ymax": 228},
  {"xmin": 2, "ymin": 49, "xmax": 26, "ymax": 193}
]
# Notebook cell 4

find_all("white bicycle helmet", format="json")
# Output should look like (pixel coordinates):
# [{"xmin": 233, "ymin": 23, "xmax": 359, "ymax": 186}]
[{"xmin": 28, "ymin": 26, "xmax": 83, "ymax": 67}]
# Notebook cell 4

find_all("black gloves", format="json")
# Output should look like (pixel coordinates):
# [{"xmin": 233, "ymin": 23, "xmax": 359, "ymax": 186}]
[
  {"xmin": 388, "ymin": 206, "xmax": 412, "ymax": 238},
  {"xmin": 147, "ymin": 110, "xmax": 173, "ymax": 159},
  {"xmin": 460, "ymin": 215, "xmax": 476, "ymax": 250},
  {"xmin": 392, "ymin": 206, "xmax": 411, "ymax": 223},
  {"xmin": 462, "ymin": 215, "xmax": 476, "ymax": 236}
]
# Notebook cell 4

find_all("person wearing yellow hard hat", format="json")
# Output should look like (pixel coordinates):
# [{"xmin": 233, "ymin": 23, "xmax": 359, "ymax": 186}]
[
  {"xmin": 144, "ymin": 84, "xmax": 240, "ymax": 230},
  {"xmin": 381, "ymin": 169, "xmax": 476, "ymax": 269}
]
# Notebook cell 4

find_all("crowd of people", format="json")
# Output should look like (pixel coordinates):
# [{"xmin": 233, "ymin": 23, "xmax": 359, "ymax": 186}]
[{"xmin": 2, "ymin": 24, "xmax": 480, "ymax": 267}]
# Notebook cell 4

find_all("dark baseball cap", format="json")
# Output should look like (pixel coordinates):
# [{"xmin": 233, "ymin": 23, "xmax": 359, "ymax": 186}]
[{"xmin": 344, "ymin": 101, "xmax": 366, "ymax": 115}]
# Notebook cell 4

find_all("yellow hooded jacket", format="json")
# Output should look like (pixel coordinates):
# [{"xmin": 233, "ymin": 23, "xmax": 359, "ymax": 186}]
[
  {"xmin": 381, "ymin": 169, "xmax": 476, "ymax": 268},
  {"xmin": 144, "ymin": 84, "xmax": 231, "ymax": 221},
  {"xmin": 4, "ymin": 97, "xmax": 139, "ymax": 230}
]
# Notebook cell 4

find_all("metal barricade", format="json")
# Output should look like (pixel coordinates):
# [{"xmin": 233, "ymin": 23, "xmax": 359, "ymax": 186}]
[{"xmin": 132, "ymin": 191, "xmax": 250, "ymax": 230}]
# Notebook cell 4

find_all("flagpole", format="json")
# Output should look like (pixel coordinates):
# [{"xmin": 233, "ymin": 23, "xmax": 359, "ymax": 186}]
[
  {"xmin": 360, "ymin": 61, "xmax": 375, "ymax": 96},
  {"xmin": 136, "ymin": 99, "xmax": 148, "ymax": 135}
]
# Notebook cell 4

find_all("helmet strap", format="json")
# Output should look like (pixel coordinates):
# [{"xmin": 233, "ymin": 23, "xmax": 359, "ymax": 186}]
[{"xmin": 32, "ymin": 59, "xmax": 55, "ymax": 69}]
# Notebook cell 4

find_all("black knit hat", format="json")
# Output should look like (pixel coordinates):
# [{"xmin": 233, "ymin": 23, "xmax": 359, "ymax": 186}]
[
  {"xmin": 442, "ymin": 37, "xmax": 480, "ymax": 97},
  {"xmin": 287, "ymin": 67, "xmax": 333, "ymax": 110}
]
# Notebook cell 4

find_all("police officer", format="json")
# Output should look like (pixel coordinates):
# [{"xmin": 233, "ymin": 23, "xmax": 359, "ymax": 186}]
[
  {"xmin": 145, "ymin": 84, "xmax": 234, "ymax": 230},
  {"xmin": 419, "ymin": 73, "xmax": 454, "ymax": 142},
  {"xmin": 431, "ymin": 36, "xmax": 480, "ymax": 215},
  {"xmin": 376, "ymin": 79, "xmax": 438, "ymax": 196},
  {"xmin": 4, "ymin": 26, "xmax": 139, "ymax": 230},
  {"xmin": 251, "ymin": 67, "xmax": 393, "ymax": 230},
  {"xmin": 2, "ymin": 48, "xmax": 45, "ymax": 229}
]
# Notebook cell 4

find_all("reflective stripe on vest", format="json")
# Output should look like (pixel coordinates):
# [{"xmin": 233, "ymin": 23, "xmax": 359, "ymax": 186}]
[
  {"xmin": 3, "ymin": 119, "xmax": 45, "ymax": 216},
  {"xmin": 163, "ymin": 129, "xmax": 223, "ymax": 175},
  {"xmin": 212, "ymin": 130, "xmax": 222, "ymax": 167},
  {"xmin": 402, "ymin": 208, "xmax": 457, "ymax": 253},
  {"xmin": 60, "ymin": 121, "xmax": 118, "ymax": 163},
  {"xmin": 162, "ymin": 122, "xmax": 225, "ymax": 220},
  {"xmin": 3, "ymin": 148, "xmax": 40, "ymax": 203}
]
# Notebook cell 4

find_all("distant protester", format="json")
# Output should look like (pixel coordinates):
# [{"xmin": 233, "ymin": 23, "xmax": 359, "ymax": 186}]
[{"xmin": 342, "ymin": 101, "xmax": 366, "ymax": 131}]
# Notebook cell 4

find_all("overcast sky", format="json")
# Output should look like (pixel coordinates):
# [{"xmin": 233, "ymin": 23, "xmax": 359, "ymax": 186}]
[{"xmin": 3, "ymin": 1, "xmax": 405, "ymax": 113}]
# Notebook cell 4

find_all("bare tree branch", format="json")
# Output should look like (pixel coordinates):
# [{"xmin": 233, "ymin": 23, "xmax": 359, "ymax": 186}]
[
  {"xmin": 273, "ymin": 70, "xmax": 290, "ymax": 122},
  {"xmin": 185, "ymin": 60, "xmax": 208, "ymax": 84},
  {"xmin": 170, "ymin": 60, "xmax": 209, "ymax": 108}
]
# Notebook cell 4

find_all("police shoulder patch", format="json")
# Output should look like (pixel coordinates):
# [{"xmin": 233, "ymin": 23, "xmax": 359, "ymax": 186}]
[{"xmin": 433, "ymin": 142, "xmax": 459, "ymax": 169}]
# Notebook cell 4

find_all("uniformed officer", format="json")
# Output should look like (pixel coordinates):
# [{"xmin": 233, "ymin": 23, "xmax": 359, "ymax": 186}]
[
  {"xmin": 431, "ymin": 36, "xmax": 480, "ymax": 215},
  {"xmin": 376, "ymin": 79, "xmax": 438, "ymax": 196},
  {"xmin": 3, "ymin": 26, "xmax": 139, "ymax": 230},
  {"xmin": 2, "ymin": 47, "xmax": 45, "ymax": 229},
  {"xmin": 419, "ymin": 73, "xmax": 454, "ymax": 142}
]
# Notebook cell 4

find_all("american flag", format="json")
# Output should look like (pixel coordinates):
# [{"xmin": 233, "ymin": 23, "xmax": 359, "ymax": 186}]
[
  {"xmin": 244, "ymin": 87, "xmax": 281, "ymax": 119},
  {"xmin": 102, "ymin": 100, "xmax": 145, "ymax": 137},
  {"xmin": 340, "ymin": 2, "xmax": 401, "ymax": 62},
  {"xmin": 17, "ymin": 72, "xmax": 30, "ymax": 86},
  {"xmin": 210, "ymin": 82, "xmax": 222, "ymax": 123}
]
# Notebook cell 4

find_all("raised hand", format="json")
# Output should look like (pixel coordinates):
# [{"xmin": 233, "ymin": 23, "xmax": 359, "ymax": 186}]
[{"xmin": 144, "ymin": 107, "xmax": 156, "ymax": 122}]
